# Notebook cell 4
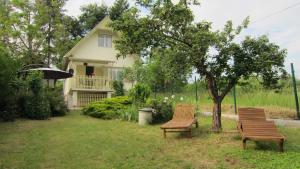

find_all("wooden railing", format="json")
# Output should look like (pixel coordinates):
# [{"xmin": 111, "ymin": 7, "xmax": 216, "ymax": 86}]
[{"xmin": 72, "ymin": 75, "xmax": 112, "ymax": 90}]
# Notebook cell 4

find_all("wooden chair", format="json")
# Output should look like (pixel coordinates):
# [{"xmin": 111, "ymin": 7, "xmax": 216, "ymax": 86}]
[
  {"xmin": 160, "ymin": 104, "xmax": 198, "ymax": 138},
  {"xmin": 237, "ymin": 108, "xmax": 266, "ymax": 132},
  {"xmin": 238, "ymin": 108, "xmax": 285, "ymax": 152}
]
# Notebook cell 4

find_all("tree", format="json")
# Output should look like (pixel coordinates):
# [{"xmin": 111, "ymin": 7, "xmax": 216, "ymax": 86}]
[
  {"xmin": 35, "ymin": 0, "xmax": 67, "ymax": 66},
  {"xmin": 109, "ymin": 0, "xmax": 129, "ymax": 20},
  {"xmin": 0, "ymin": 0, "xmax": 67, "ymax": 66},
  {"xmin": 79, "ymin": 3, "xmax": 108, "ymax": 34},
  {"xmin": 1, "ymin": 0, "xmax": 45, "ymax": 64},
  {"xmin": 0, "ymin": 41, "xmax": 21, "ymax": 121},
  {"xmin": 110, "ymin": 0, "xmax": 286, "ymax": 131}
]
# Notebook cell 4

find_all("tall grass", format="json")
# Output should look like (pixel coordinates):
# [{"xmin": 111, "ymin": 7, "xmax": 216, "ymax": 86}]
[{"xmin": 153, "ymin": 84, "xmax": 299, "ymax": 119}]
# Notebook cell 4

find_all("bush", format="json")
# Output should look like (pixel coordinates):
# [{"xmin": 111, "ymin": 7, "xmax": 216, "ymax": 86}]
[
  {"xmin": 22, "ymin": 72, "xmax": 51, "ymax": 120},
  {"xmin": 46, "ymin": 88, "xmax": 68, "ymax": 117},
  {"xmin": 0, "ymin": 47, "xmax": 20, "ymax": 121},
  {"xmin": 112, "ymin": 80, "xmax": 125, "ymax": 96},
  {"xmin": 118, "ymin": 105, "xmax": 139, "ymax": 122},
  {"xmin": 23, "ymin": 94, "xmax": 51, "ymax": 120},
  {"xmin": 146, "ymin": 98, "xmax": 174, "ymax": 123},
  {"xmin": 129, "ymin": 83, "xmax": 151, "ymax": 105},
  {"xmin": 82, "ymin": 96, "xmax": 132, "ymax": 119},
  {"xmin": 0, "ymin": 108, "xmax": 17, "ymax": 122}
]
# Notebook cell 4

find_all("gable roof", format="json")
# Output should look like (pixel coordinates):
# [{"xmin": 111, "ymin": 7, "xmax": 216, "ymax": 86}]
[{"xmin": 63, "ymin": 16, "xmax": 114, "ymax": 59}]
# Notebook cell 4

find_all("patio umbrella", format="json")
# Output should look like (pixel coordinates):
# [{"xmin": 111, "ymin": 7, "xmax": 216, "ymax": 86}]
[
  {"xmin": 21, "ymin": 66, "xmax": 73, "ymax": 79},
  {"xmin": 25, "ymin": 67, "xmax": 73, "ymax": 79}
]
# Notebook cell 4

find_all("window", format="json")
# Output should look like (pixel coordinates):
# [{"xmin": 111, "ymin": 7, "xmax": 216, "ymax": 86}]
[
  {"xmin": 109, "ymin": 68, "xmax": 123, "ymax": 81},
  {"xmin": 86, "ymin": 66, "xmax": 94, "ymax": 76},
  {"xmin": 98, "ymin": 34, "xmax": 112, "ymax": 47}
]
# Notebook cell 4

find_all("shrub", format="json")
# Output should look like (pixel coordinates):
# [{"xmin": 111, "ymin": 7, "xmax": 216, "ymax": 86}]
[
  {"xmin": 22, "ymin": 72, "xmax": 51, "ymax": 120},
  {"xmin": 46, "ymin": 88, "xmax": 68, "ymax": 117},
  {"xmin": 146, "ymin": 98, "xmax": 174, "ymax": 123},
  {"xmin": 129, "ymin": 83, "xmax": 151, "ymax": 105},
  {"xmin": 0, "ymin": 47, "xmax": 20, "ymax": 121},
  {"xmin": 118, "ymin": 105, "xmax": 139, "ymax": 122},
  {"xmin": 82, "ymin": 96, "xmax": 132, "ymax": 119},
  {"xmin": 0, "ymin": 111, "xmax": 15, "ymax": 122},
  {"xmin": 112, "ymin": 80, "xmax": 125, "ymax": 96},
  {"xmin": 23, "ymin": 94, "xmax": 51, "ymax": 120}
]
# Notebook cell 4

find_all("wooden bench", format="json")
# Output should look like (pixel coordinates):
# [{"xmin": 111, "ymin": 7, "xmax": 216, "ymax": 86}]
[
  {"xmin": 238, "ymin": 108, "xmax": 285, "ymax": 152},
  {"xmin": 161, "ymin": 104, "xmax": 198, "ymax": 138}
]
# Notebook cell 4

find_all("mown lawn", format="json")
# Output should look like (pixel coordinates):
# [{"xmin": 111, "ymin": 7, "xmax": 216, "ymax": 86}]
[{"xmin": 1, "ymin": 111, "xmax": 300, "ymax": 169}]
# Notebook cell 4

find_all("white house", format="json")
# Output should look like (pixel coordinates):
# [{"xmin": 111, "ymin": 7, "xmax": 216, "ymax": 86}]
[{"xmin": 63, "ymin": 16, "xmax": 136, "ymax": 108}]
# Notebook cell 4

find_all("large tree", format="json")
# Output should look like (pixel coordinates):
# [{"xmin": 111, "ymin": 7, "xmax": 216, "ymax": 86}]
[
  {"xmin": 79, "ymin": 3, "xmax": 108, "ymax": 34},
  {"xmin": 109, "ymin": 0, "xmax": 129, "ymax": 20},
  {"xmin": 35, "ymin": 0, "xmax": 67, "ymax": 66},
  {"xmin": 0, "ymin": 0, "xmax": 67, "ymax": 66},
  {"xmin": 111, "ymin": 0, "xmax": 286, "ymax": 131}
]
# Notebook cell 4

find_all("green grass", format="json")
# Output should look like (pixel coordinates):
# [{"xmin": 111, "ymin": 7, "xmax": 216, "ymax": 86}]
[
  {"xmin": 156, "ymin": 89, "xmax": 299, "ymax": 119},
  {"xmin": 1, "ymin": 111, "xmax": 300, "ymax": 169}
]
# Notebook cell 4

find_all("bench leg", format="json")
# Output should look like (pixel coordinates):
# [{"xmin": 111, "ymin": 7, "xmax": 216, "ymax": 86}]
[
  {"xmin": 196, "ymin": 121, "xmax": 199, "ymax": 128},
  {"xmin": 188, "ymin": 129, "xmax": 192, "ymax": 138},
  {"xmin": 242, "ymin": 139, "xmax": 247, "ymax": 149},
  {"xmin": 279, "ymin": 140, "xmax": 284, "ymax": 152},
  {"xmin": 163, "ymin": 129, "xmax": 166, "ymax": 139}
]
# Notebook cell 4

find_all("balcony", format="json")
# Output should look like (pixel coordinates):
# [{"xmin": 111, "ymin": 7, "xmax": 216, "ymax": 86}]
[{"xmin": 71, "ymin": 75, "xmax": 112, "ymax": 91}]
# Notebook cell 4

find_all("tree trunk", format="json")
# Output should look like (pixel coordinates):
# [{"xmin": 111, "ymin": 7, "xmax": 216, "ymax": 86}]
[{"xmin": 212, "ymin": 98, "xmax": 222, "ymax": 132}]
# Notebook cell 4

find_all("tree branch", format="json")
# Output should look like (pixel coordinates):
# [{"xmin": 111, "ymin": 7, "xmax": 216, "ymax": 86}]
[
  {"xmin": 12, "ymin": 24, "xmax": 29, "ymax": 50},
  {"xmin": 220, "ymin": 78, "xmax": 236, "ymax": 100}
]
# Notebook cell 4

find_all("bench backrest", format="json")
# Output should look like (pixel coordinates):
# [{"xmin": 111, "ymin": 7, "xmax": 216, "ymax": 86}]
[
  {"xmin": 173, "ymin": 104, "xmax": 195, "ymax": 121},
  {"xmin": 242, "ymin": 121, "xmax": 278, "ymax": 133},
  {"xmin": 238, "ymin": 107, "xmax": 266, "ymax": 122}
]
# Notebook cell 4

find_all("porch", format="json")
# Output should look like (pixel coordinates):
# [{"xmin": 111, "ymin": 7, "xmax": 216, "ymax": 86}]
[{"xmin": 71, "ymin": 75, "xmax": 112, "ymax": 91}]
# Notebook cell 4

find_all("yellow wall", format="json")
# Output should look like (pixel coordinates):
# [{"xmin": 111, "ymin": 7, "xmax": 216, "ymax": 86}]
[
  {"xmin": 64, "ymin": 17, "xmax": 136, "ymax": 100},
  {"xmin": 71, "ymin": 18, "xmax": 136, "ymax": 68}
]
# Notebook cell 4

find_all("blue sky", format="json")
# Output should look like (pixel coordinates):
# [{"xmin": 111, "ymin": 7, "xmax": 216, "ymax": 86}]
[{"xmin": 64, "ymin": 0, "xmax": 300, "ymax": 78}]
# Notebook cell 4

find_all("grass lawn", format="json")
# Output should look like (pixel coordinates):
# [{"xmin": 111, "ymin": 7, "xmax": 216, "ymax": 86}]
[
  {"xmin": 1, "ymin": 111, "xmax": 300, "ymax": 169},
  {"xmin": 157, "ymin": 91, "xmax": 299, "ymax": 119}
]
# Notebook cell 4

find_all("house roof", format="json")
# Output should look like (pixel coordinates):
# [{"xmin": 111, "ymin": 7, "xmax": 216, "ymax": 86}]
[
  {"xmin": 63, "ymin": 16, "xmax": 114, "ymax": 59},
  {"xmin": 63, "ymin": 16, "xmax": 116, "ymax": 70}
]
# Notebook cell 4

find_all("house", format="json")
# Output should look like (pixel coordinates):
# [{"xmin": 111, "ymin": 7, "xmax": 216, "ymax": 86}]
[{"xmin": 63, "ymin": 16, "xmax": 136, "ymax": 108}]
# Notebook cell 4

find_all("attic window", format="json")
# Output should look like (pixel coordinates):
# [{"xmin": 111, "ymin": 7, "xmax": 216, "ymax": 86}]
[{"xmin": 98, "ymin": 34, "xmax": 112, "ymax": 48}]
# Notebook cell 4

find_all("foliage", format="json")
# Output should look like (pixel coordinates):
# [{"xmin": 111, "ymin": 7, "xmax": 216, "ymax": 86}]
[
  {"xmin": 109, "ymin": 0, "xmax": 129, "ymax": 20},
  {"xmin": 119, "ymin": 105, "xmax": 139, "ymax": 122},
  {"xmin": 112, "ymin": 80, "xmax": 125, "ymax": 96},
  {"xmin": 79, "ymin": 3, "xmax": 108, "ymax": 34},
  {"xmin": 23, "ymin": 94, "xmax": 51, "ymax": 120},
  {"xmin": 22, "ymin": 72, "xmax": 51, "ymax": 119},
  {"xmin": 121, "ymin": 52, "xmax": 188, "ymax": 92},
  {"xmin": 82, "ymin": 96, "xmax": 132, "ymax": 119},
  {"xmin": 46, "ymin": 88, "xmax": 68, "ymax": 117},
  {"xmin": 0, "ymin": 44, "xmax": 20, "ymax": 121},
  {"xmin": 129, "ymin": 83, "xmax": 151, "ymax": 105},
  {"xmin": 0, "ymin": 0, "xmax": 68, "ymax": 66},
  {"xmin": 110, "ymin": 0, "xmax": 287, "ymax": 131},
  {"xmin": 146, "ymin": 98, "xmax": 174, "ymax": 123}
]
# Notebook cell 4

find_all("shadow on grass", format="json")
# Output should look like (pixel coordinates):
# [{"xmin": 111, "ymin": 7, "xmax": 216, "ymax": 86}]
[
  {"xmin": 170, "ymin": 125, "xmax": 211, "ymax": 139},
  {"xmin": 255, "ymin": 141, "xmax": 300, "ymax": 153},
  {"xmin": 253, "ymin": 141, "xmax": 280, "ymax": 151}
]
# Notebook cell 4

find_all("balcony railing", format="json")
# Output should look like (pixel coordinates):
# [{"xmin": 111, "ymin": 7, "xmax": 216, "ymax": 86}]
[{"xmin": 72, "ymin": 75, "xmax": 112, "ymax": 90}]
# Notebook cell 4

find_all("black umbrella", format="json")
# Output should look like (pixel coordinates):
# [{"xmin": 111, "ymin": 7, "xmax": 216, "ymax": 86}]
[
  {"xmin": 25, "ymin": 67, "xmax": 73, "ymax": 79},
  {"xmin": 21, "ymin": 67, "xmax": 73, "ymax": 80}
]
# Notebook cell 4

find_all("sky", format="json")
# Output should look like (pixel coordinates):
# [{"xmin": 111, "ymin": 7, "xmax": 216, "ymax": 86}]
[{"xmin": 64, "ymin": 0, "xmax": 300, "ymax": 78}]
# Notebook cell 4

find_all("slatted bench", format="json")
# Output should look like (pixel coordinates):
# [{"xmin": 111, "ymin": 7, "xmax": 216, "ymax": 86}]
[
  {"xmin": 238, "ymin": 108, "xmax": 285, "ymax": 152},
  {"xmin": 161, "ymin": 104, "xmax": 198, "ymax": 138}
]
